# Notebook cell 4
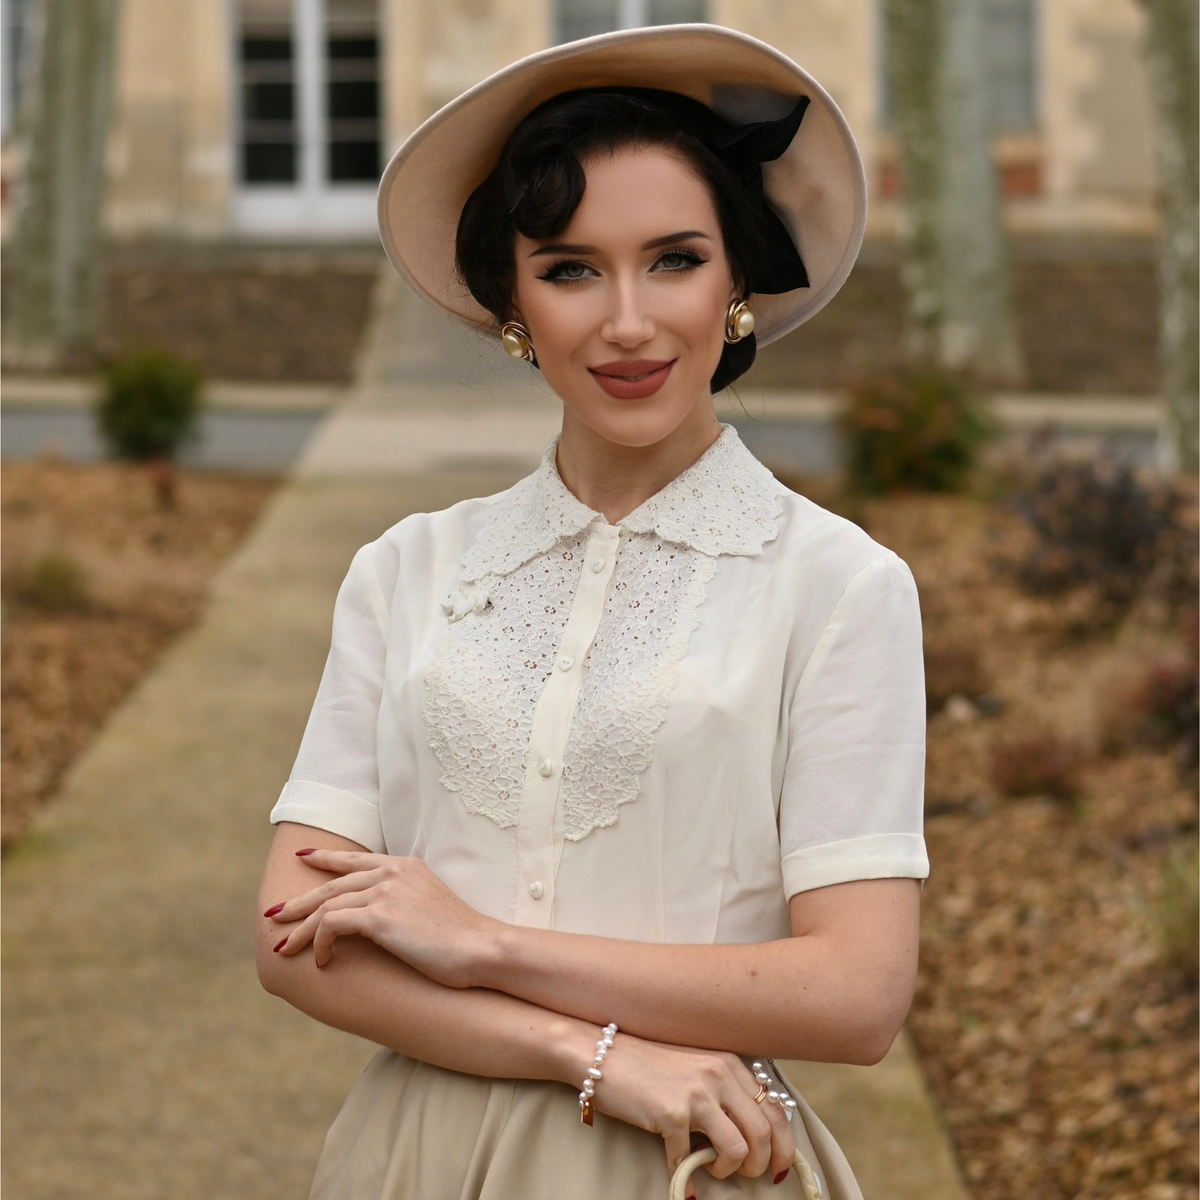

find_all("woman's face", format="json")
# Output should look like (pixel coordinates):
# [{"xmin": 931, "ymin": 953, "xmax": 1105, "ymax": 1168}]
[{"xmin": 512, "ymin": 145, "xmax": 740, "ymax": 450}]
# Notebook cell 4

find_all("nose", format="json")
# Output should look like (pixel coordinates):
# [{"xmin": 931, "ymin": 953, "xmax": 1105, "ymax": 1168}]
[{"xmin": 599, "ymin": 275, "xmax": 655, "ymax": 348}]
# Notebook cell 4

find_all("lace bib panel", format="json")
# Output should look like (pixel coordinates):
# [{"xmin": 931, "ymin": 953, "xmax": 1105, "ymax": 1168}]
[
  {"xmin": 422, "ymin": 426, "xmax": 783, "ymax": 842},
  {"xmin": 423, "ymin": 532, "xmax": 716, "ymax": 840}
]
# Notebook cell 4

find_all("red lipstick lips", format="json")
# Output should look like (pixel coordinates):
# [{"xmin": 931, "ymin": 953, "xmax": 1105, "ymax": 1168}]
[{"xmin": 588, "ymin": 359, "xmax": 675, "ymax": 399}]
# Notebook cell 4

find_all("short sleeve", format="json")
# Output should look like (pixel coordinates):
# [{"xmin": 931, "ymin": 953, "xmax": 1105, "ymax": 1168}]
[
  {"xmin": 779, "ymin": 552, "xmax": 929, "ymax": 897},
  {"xmin": 269, "ymin": 542, "xmax": 392, "ymax": 852}
]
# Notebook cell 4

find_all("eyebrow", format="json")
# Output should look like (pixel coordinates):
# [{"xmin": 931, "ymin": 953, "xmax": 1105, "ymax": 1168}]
[{"xmin": 528, "ymin": 230, "xmax": 713, "ymax": 258}]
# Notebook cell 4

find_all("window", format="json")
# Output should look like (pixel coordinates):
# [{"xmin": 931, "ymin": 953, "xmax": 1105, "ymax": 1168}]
[
  {"xmin": 237, "ymin": 0, "xmax": 380, "ymax": 188},
  {"xmin": 983, "ymin": 0, "xmax": 1037, "ymax": 132},
  {"xmin": 326, "ymin": 0, "xmax": 380, "ymax": 182},
  {"xmin": 240, "ymin": 4, "xmax": 297, "ymax": 184},
  {"xmin": 555, "ymin": 0, "xmax": 706, "ymax": 46},
  {"xmin": 1, "ymin": 0, "xmax": 35, "ymax": 138}
]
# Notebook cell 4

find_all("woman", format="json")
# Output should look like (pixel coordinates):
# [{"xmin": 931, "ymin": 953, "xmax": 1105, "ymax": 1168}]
[{"xmin": 256, "ymin": 25, "xmax": 927, "ymax": 1200}]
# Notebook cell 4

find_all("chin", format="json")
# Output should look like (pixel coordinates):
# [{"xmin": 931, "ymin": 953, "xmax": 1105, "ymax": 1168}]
[{"xmin": 557, "ymin": 376, "xmax": 711, "ymax": 450}]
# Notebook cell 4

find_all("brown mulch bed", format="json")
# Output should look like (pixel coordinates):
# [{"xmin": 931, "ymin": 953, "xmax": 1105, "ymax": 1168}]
[
  {"xmin": 1, "ymin": 461, "xmax": 278, "ymax": 849},
  {"xmin": 839, "ymin": 490, "xmax": 1198, "ymax": 1200}
]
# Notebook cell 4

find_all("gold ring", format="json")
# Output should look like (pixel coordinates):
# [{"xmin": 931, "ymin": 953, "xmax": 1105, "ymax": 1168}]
[{"xmin": 753, "ymin": 1084, "xmax": 769, "ymax": 1104}]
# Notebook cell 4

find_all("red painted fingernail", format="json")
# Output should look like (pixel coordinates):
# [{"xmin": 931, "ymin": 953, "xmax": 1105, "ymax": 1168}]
[
  {"xmin": 263, "ymin": 902, "xmax": 285, "ymax": 917},
  {"xmin": 774, "ymin": 1170, "xmax": 789, "ymax": 1185},
  {"xmin": 272, "ymin": 937, "xmax": 288, "ymax": 953},
  {"xmin": 295, "ymin": 848, "xmax": 316, "ymax": 856}
]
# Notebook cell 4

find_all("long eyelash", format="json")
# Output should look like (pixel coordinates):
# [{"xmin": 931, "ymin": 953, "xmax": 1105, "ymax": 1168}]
[
  {"xmin": 537, "ymin": 246, "xmax": 708, "ymax": 283},
  {"xmin": 655, "ymin": 246, "xmax": 708, "ymax": 271},
  {"xmin": 537, "ymin": 259, "xmax": 591, "ymax": 283}
]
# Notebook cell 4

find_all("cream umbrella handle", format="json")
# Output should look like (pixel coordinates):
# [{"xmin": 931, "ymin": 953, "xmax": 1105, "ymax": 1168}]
[{"xmin": 668, "ymin": 1146, "xmax": 823, "ymax": 1200}]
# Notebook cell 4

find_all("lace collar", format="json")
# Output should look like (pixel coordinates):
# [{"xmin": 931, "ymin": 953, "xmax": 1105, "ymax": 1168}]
[{"xmin": 460, "ymin": 425, "xmax": 784, "ymax": 582}]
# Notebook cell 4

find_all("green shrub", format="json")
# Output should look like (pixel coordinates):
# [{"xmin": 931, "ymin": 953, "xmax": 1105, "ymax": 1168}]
[
  {"xmin": 96, "ymin": 348, "xmax": 202, "ymax": 462},
  {"xmin": 20, "ymin": 549, "xmax": 91, "ymax": 612},
  {"xmin": 840, "ymin": 369, "xmax": 990, "ymax": 494}
]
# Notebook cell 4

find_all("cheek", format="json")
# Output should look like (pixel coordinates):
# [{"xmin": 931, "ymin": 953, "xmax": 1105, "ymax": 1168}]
[
  {"xmin": 515, "ymin": 281, "xmax": 594, "ymax": 355},
  {"xmin": 664, "ymin": 275, "xmax": 730, "ymax": 356},
  {"xmin": 664, "ymin": 263, "xmax": 730, "ymax": 323}
]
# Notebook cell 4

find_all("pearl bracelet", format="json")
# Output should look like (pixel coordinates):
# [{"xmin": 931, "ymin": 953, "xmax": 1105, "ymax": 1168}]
[
  {"xmin": 578, "ymin": 1023, "xmax": 617, "ymax": 1125},
  {"xmin": 752, "ymin": 1061, "xmax": 798, "ymax": 1121}
]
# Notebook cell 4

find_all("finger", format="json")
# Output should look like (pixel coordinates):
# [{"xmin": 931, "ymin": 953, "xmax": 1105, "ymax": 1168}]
[
  {"xmin": 266, "ymin": 867, "xmax": 386, "ymax": 922},
  {"xmin": 274, "ymin": 891, "xmax": 372, "ymax": 958},
  {"xmin": 311, "ymin": 904, "xmax": 380, "ymax": 968},
  {"xmin": 720, "ymin": 1083, "xmax": 774, "ymax": 1179},
  {"xmin": 693, "ymin": 1104, "xmax": 749, "ymax": 1180},
  {"xmin": 661, "ymin": 1129, "xmax": 696, "ymax": 1200},
  {"xmin": 729, "ymin": 1057, "xmax": 797, "ymax": 1180},
  {"xmin": 759, "ymin": 1091, "xmax": 797, "ymax": 1182},
  {"xmin": 294, "ymin": 848, "xmax": 388, "ymax": 875}
]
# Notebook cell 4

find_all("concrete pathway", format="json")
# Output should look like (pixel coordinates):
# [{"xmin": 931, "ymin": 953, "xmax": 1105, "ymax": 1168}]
[{"xmin": 3, "ymin": 265, "xmax": 970, "ymax": 1200}]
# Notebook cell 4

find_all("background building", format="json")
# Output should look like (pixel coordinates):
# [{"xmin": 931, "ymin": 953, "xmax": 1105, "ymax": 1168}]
[{"xmin": 0, "ymin": 0, "xmax": 1162, "ymax": 243}]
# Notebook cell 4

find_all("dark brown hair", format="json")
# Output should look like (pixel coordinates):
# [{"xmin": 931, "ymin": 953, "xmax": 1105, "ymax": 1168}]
[{"xmin": 455, "ymin": 89, "xmax": 776, "ymax": 393}]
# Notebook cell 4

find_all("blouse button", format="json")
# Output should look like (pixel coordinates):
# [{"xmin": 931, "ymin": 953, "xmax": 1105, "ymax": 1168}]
[
  {"xmin": 529, "ymin": 880, "xmax": 544, "ymax": 901},
  {"xmin": 538, "ymin": 758, "xmax": 554, "ymax": 777},
  {"xmin": 590, "ymin": 558, "xmax": 605, "ymax": 573},
  {"xmin": 557, "ymin": 655, "xmax": 575, "ymax": 671}
]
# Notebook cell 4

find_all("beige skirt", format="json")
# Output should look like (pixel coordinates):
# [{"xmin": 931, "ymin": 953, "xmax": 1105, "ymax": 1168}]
[{"xmin": 309, "ymin": 1050, "xmax": 862, "ymax": 1200}]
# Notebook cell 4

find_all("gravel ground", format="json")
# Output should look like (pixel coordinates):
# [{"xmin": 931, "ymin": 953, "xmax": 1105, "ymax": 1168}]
[{"xmin": 1, "ymin": 461, "xmax": 279, "ymax": 849}]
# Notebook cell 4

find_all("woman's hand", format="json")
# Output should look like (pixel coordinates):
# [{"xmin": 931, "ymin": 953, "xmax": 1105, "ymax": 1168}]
[
  {"xmin": 593, "ymin": 1034, "xmax": 796, "ymax": 1197},
  {"xmin": 265, "ymin": 848, "xmax": 497, "ymax": 986}
]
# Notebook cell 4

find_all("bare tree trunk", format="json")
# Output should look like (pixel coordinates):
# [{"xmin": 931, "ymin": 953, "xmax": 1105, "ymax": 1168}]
[
  {"xmin": 938, "ymin": 0, "xmax": 1025, "ymax": 384},
  {"xmin": 881, "ymin": 0, "xmax": 942, "ymax": 363},
  {"xmin": 2, "ymin": 0, "xmax": 120, "ymax": 370},
  {"xmin": 883, "ymin": 0, "xmax": 1026, "ymax": 385},
  {"xmin": 1141, "ymin": 0, "xmax": 1199, "ymax": 475}
]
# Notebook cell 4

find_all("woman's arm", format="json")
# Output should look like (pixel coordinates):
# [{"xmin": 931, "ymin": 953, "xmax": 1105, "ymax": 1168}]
[
  {"xmin": 258, "ymin": 823, "xmax": 798, "ymax": 1191},
  {"xmin": 480, "ymin": 875, "xmax": 920, "ymax": 1065},
  {"xmin": 272, "ymin": 846, "xmax": 920, "ymax": 1065},
  {"xmin": 256, "ymin": 823, "xmax": 593, "ymax": 1082}
]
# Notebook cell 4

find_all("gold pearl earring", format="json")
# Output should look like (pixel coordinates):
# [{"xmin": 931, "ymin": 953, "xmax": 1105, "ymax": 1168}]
[
  {"xmin": 500, "ymin": 321, "xmax": 535, "ymax": 362},
  {"xmin": 724, "ymin": 299, "xmax": 755, "ymax": 344}
]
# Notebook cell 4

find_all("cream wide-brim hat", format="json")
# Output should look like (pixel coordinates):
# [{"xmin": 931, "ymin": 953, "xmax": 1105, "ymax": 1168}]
[{"xmin": 377, "ymin": 24, "xmax": 867, "ymax": 348}]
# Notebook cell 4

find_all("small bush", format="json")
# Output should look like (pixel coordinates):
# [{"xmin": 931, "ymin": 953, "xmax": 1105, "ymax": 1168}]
[
  {"xmin": 1158, "ymin": 841, "xmax": 1199, "ymax": 984},
  {"xmin": 990, "ymin": 735, "xmax": 1081, "ymax": 800},
  {"xmin": 1011, "ymin": 460, "xmax": 1195, "ymax": 626},
  {"xmin": 19, "ymin": 549, "xmax": 91, "ymax": 612},
  {"xmin": 96, "ymin": 348, "xmax": 202, "ymax": 462},
  {"xmin": 841, "ymin": 369, "xmax": 990, "ymax": 495}
]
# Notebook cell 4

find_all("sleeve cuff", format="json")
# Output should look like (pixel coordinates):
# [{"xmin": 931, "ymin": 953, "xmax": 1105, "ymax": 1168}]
[
  {"xmin": 782, "ymin": 833, "xmax": 929, "ymax": 898},
  {"xmin": 269, "ymin": 780, "xmax": 386, "ymax": 854}
]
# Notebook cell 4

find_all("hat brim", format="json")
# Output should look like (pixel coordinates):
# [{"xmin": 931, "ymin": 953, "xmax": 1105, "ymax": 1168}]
[{"xmin": 377, "ymin": 24, "xmax": 867, "ymax": 348}]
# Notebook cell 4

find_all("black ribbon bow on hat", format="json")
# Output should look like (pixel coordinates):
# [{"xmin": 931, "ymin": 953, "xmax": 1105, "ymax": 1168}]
[{"xmin": 576, "ymin": 86, "xmax": 811, "ymax": 296}]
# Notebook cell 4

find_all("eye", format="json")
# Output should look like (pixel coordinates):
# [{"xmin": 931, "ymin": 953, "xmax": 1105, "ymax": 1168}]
[
  {"xmin": 539, "ymin": 259, "xmax": 597, "ymax": 284},
  {"xmin": 652, "ymin": 249, "xmax": 707, "ymax": 274}
]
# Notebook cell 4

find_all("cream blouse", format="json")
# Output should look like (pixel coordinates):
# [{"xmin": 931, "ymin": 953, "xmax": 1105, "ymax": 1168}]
[{"xmin": 271, "ymin": 426, "xmax": 929, "ymax": 944}]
